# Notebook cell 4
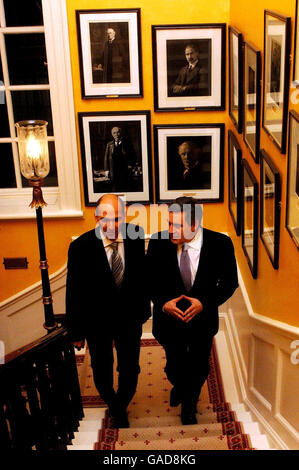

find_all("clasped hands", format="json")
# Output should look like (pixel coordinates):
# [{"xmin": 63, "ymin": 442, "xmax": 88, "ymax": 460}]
[{"xmin": 163, "ymin": 295, "xmax": 203, "ymax": 323}]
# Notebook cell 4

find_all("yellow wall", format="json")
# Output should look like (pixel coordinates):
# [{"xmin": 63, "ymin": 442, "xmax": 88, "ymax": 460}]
[
  {"xmin": 0, "ymin": 0, "xmax": 298, "ymax": 329},
  {"xmin": 0, "ymin": 0, "xmax": 230, "ymax": 301},
  {"xmin": 228, "ymin": 0, "xmax": 299, "ymax": 326}
]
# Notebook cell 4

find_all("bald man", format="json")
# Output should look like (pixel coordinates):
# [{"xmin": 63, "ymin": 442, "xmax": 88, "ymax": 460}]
[
  {"xmin": 103, "ymin": 127, "xmax": 137, "ymax": 192},
  {"xmin": 66, "ymin": 194, "xmax": 150, "ymax": 428}
]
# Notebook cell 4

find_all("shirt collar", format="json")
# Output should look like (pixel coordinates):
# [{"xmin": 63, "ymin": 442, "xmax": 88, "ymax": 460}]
[
  {"xmin": 97, "ymin": 225, "xmax": 124, "ymax": 248},
  {"xmin": 181, "ymin": 227, "xmax": 203, "ymax": 251}
]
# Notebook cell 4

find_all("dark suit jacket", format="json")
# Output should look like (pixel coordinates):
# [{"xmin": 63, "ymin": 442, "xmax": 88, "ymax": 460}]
[
  {"xmin": 104, "ymin": 138, "xmax": 136, "ymax": 188},
  {"xmin": 146, "ymin": 228, "xmax": 238, "ymax": 344},
  {"xmin": 172, "ymin": 63, "xmax": 203, "ymax": 96},
  {"xmin": 66, "ymin": 224, "xmax": 150, "ymax": 343}
]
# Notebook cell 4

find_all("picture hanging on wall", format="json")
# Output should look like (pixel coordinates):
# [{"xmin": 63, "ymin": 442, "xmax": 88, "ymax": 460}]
[
  {"xmin": 152, "ymin": 24, "xmax": 226, "ymax": 112},
  {"xmin": 153, "ymin": 123, "xmax": 224, "ymax": 203},
  {"xmin": 76, "ymin": 9, "xmax": 143, "ymax": 98},
  {"xmin": 228, "ymin": 130, "xmax": 243, "ymax": 236},
  {"xmin": 293, "ymin": 0, "xmax": 299, "ymax": 84},
  {"xmin": 242, "ymin": 159, "xmax": 259, "ymax": 279},
  {"xmin": 286, "ymin": 110, "xmax": 299, "ymax": 249},
  {"xmin": 243, "ymin": 41, "xmax": 261, "ymax": 163},
  {"xmin": 78, "ymin": 111, "xmax": 153, "ymax": 205},
  {"xmin": 263, "ymin": 10, "xmax": 291, "ymax": 154},
  {"xmin": 260, "ymin": 149, "xmax": 281, "ymax": 269},
  {"xmin": 229, "ymin": 26, "xmax": 243, "ymax": 133}
]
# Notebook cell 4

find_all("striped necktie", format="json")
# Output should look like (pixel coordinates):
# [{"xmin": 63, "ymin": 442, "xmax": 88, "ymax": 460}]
[
  {"xmin": 180, "ymin": 244, "xmax": 192, "ymax": 292},
  {"xmin": 110, "ymin": 242, "xmax": 124, "ymax": 288}
]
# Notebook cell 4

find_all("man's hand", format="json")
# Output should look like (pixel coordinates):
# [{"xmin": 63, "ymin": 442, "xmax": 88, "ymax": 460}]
[
  {"xmin": 72, "ymin": 340, "xmax": 85, "ymax": 350},
  {"xmin": 163, "ymin": 295, "xmax": 185, "ymax": 321},
  {"xmin": 182, "ymin": 296, "xmax": 203, "ymax": 323}
]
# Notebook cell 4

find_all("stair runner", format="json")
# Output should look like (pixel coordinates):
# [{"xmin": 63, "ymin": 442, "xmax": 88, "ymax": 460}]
[{"xmin": 90, "ymin": 339, "xmax": 255, "ymax": 450}]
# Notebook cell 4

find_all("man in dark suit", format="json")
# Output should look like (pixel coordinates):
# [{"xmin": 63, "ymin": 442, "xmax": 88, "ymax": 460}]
[
  {"xmin": 146, "ymin": 197, "xmax": 238, "ymax": 425},
  {"xmin": 171, "ymin": 43, "xmax": 203, "ymax": 96},
  {"xmin": 169, "ymin": 141, "xmax": 210, "ymax": 191},
  {"xmin": 92, "ymin": 27, "xmax": 130, "ymax": 83},
  {"xmin": 66, "ymin": 194, "xmax": 149, "ymax": 428},
  {"xmin": 104, "ymin": 126, "xmax": 136, "ymax": 192}
]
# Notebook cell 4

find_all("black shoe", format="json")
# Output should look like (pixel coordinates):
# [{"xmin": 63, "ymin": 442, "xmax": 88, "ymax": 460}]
[
  {"xmin": 113, "ymin": 409, "xmax": 130, "ymax": 428},
  {"xmin": 170, "ymin": 387, "xmax": 182, "ymax": 407},
  {"xmin": 181, "ymin": 402, "xmax": 197, "ymax": 425}
]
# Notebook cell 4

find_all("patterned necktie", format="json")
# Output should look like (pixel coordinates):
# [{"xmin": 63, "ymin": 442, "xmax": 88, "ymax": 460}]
[
  {"xmin": 180, "ymin": 244, "xmax": 192, "ymax": 292},
  {"xmin": 110, "ymin": 242, "xmax": 124, "ymax": 288}
]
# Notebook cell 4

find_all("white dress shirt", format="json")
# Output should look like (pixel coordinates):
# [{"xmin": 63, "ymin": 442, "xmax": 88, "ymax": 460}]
[{"xmin": 177, "ymin": 228, "xmax": 203, "ymax": 286}]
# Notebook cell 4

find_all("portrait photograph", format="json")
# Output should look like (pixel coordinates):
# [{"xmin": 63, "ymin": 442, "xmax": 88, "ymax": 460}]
[
  {"xmin": 154, "ymin": 124, "xmax": 224, "ymax": 203},
  {"xmin": 242, "ymin": 159, "xmax": 259, "ymax": 279},
  {"xmin": 286, "ymin": 110, "xmax": 299, "ymax": 249},
  {"xmin": 229, "ymin": 26, "xmax": 243, "ymax": 133},
  {"xmin": 263, "ymin": 10, "xmax": 291, "ymax": 153},
  {"xmin": 78, "ymin": 111, "xmax": 152, "ymax": 205},
  {"xmin": 228, "ymin": 130, "xmax": 242, "ymax": 236},
  {"xmin": 76, "ymin": 9, "xmax": 143, "ymax": 98},
  {"xmin": 243, "ymin": 41, "xmax": 261, "ymax": 163},
  {"xmin": 260, "ymin": 149, "xmax": 281, "ymax": 269},
  {"xmin": 152, "ymin": 24, "xmax": 226, "ymax": 111}
]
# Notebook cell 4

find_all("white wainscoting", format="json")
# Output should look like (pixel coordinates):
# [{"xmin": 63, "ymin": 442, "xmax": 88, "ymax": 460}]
[{"xmin": 220, "ymin": 266, "xmax": 299, "ymax": 450}]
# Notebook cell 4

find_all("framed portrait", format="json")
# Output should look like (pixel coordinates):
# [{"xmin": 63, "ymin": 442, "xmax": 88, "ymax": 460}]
[
  {"xmin": 78, "ymin": 111, "xmax": 153, "ymax": 205},
  {"xmin": 260, "ymin": 149, "xmax": 281, "ymax": 269},
  {"xmin": 154, "ymin": 123, "xmax": 224, "ymax": 203},
  {"xmin": 152, "ymin": 24, "xmax": 226, "ymax": 112},
  {"xmin": 294, "ymin": 0, "xmax": 299, "ymax": 84},
  {"xmin": 76, "ymin": 9, "xmax": 143, "ymax": 98},
  {"xmin": 286, "ymin": 110, "xmax": 299, "ymax": 249},
  {"xmin": 229, "ymin": 26, "xmax": 243, "ymax": 133},
  {"xmin": 242, "ymin": 159, "xmax": 259, "ymax": 279},
  {"xmin": 228, "ymin": 130, "xmax": 243, "ymax": 236},
  {"xmin": 243, "ymin": 42, "xmax": 261, "ymax": 163},
  {"xmin": 263, "ymin": 10, "xmax": 291, "ymax": 154}
]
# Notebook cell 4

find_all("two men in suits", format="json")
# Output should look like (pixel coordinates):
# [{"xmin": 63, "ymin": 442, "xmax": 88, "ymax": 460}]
[
  {"xmin": 66, "ymin": 194, "xmax": 149, "ymax": 428},
  {"xmin": 147, "ymin": 197, "xmax": 238, "ymax": 425},
  {"xmin": 171, "ymin": 43, "xmax": 203, "ymax": 97},
  {"xmin": 103, "ymin": 127, "xmax": 137, "ymax": 192}
]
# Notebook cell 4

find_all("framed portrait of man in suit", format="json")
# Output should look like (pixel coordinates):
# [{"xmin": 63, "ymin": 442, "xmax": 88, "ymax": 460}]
[
  {"xmin": 152, "ymin": 24, "xmax": 226, "ymax": 112},
  {"xmin": 78, "ymin": 111, "xmax": 153, "ymax": 204},
  {"xmin": 154, "ymin": 123, "xmax": 224, "ymax": 203},
  {"xmin": 76, "ymin": 9, "xmax": 143, "ymax": 98}
]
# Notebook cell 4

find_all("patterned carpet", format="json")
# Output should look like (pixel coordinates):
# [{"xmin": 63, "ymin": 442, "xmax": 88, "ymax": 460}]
[{"xmin": 76, "ymin": 338, "xmax": 254, "ymax": 450}]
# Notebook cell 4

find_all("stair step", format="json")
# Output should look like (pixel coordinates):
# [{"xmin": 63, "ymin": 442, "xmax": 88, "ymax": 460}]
[
  {"xmin": 82, "ymin": 408, "xmax": 106, "ymax": 421},
  {"xmin": 72, "ymin": 430, "xmax": 99, "ymax": 445},
  {"xmin": 78, "ymin": 420, "xmax": 102, "ymax": 432},
  {"xmin": 249, "ymin": 433, "xmax": 271, "ymax": 450},
  {"xmin": 67, "ymin": 444, "xmax": 95, "ymax": 450}
]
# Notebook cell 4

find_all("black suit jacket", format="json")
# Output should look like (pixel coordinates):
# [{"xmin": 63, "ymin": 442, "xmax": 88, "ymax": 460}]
[
  {"xmin": 146, "ymin": 228, "xmax": 238, "ymax": 344},
  {"xmin": 172, "ymin": 63, "xmax": 202, "ymax": 96},
  {"xmin": 66, "ymin": 224, "xmax": 150, "ymax": 343}
]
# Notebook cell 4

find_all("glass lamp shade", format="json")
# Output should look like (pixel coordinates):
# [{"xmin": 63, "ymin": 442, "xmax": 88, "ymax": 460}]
[{"xmin": 15, "ymin": 120, "xmax": 49, "ymax": 180}]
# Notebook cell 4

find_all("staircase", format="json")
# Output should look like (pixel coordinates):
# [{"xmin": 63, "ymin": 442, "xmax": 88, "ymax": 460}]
[{"xmin": 67, "ymin": 329, "xmax": 272, "ymax": 451}]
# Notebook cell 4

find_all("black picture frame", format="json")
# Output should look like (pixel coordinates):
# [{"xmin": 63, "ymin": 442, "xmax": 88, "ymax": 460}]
[
  {"xmin": 286, "ymin": 110, "xmax": 299, "ymax": 249},
  {"xmin": 242, "ymin": 159, "xmax": 259, "ymax": 278},
  {"xmin": 76, "ymin": 9, "xmax": 143, "ymax": 99},
  {"xmin": 154, "ymin": 123, "xmax": 225, "ymax": 203},
  {"xmin": 260, "ymin": 149, "xmax": 281, "ymax": 269},
  {"xmin": 152, "ymin": 23, "xmax": 226, "ymax": 112},
  {"xmin": 229, "ymin": 26, "xmax": 243, "ymax": 133},
  {"xmin": 228, "ymin": 130, "xmax": 243, "ymax": 236},
  {"xmin": 262, "ymin": 10, "xmax": 291, "ymax": 154},
  {"xmin": 78, "ymin": 111, "xmax": 153, "ymax": 205},
  {"xmin": 243, "ymin": 42, "xmax": 261, "ymax": 163}
]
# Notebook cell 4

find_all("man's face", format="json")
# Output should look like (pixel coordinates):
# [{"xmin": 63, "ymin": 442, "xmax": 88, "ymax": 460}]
[
  {"xmin": 185, "ymin": 46, "xmax": 198, "ymax": 65},
  {"xmin": 96, "ymin": 201, "xmax": 125, "ymax": 240},
  {"xmin": 111, "ymin": 127, "xmax": 121, "ymax": 141},
  {"xmin": 178, "ymin": 143, "xmax": 199, "ymax": 170},
  {"xmin": 107, "ymin": 28, "xmax": 116, "ymax": 41},
  {"xmin": 168, "ymin": 211, "xmax": 198, "ymax": 245}
]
